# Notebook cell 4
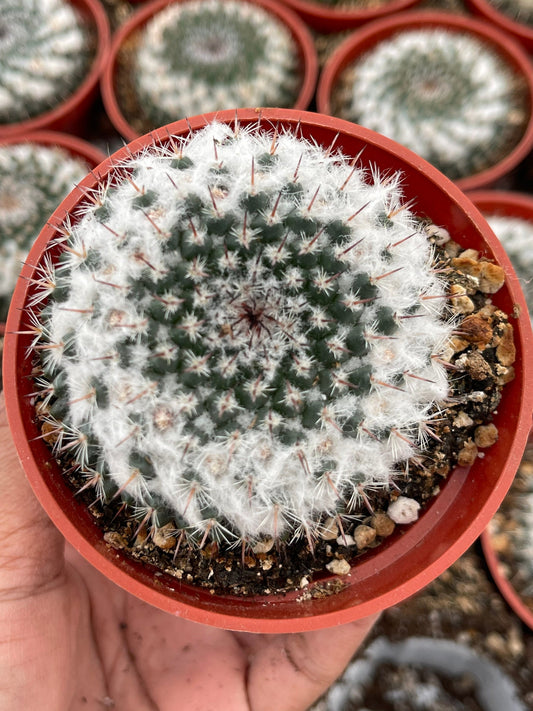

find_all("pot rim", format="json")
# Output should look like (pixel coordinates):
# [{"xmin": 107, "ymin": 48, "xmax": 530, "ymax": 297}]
[
  {"xmin": 4, "ymin": 108, "xmax": 533, "ymax": 632},
  {"xmin": 100, "ymin": 0, "xmax": 318, "ymax": 142},
  {"xmin": 275, "ymin": 0, "xmax": 421, "ymax": 33},
  {"xmin": 316, "ymin": 10, "xmax": 533, "ymax": 193},
  {"xmin": 481, "ymin": 529, "xmax": 533, "ymax": 632},
  {"xmin": 0, "ymin": 129, "xmax": 107, "ymax": 168},
  {"xmin": 0, "ymin": 0, "xmax": 111, "ymax": 139}
]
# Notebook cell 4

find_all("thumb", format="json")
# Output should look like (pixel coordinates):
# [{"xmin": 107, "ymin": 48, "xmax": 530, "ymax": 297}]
[{"xmin": 0, "ymin": 391, "xmax": 65, "ymax": 599}]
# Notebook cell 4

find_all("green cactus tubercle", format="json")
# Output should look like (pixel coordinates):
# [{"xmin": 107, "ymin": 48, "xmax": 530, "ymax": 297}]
[{"xmin": 30, "ymin": 121, "xmax": 455, "ymax": 551}]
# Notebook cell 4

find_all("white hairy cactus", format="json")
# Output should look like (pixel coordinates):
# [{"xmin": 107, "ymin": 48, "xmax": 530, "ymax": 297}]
[
  {"xmin": 342, "ymin": 27, "xmax": 527, "ymax": 181},
  {"xmin": 134, "ymin": 0, "xmax": 300, "ymax": 128},
  {"xmin": 0, "ymin": 0, "xmax": 92, "ymax": 124},
  {"xmin": 0, "ymin": 142, "xmax": 90, "ymax": 321},
  {"xmin": 484, "ymin": 214, "xmax": 533, "ymax": 323},
  {"xmin": 29, "ymin": 120, "xmax": 455, "ymax": 549}
]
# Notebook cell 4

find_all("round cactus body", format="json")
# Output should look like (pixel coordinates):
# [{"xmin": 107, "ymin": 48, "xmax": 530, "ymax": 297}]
[
  {"xmin": 31, "ymin": 121, "xmax": 455, "ymax": 549},
  {"xmin": 0, "ymin": 142, "xmax": 90, "ymax": 321},
  {"xmin": 0, "ymin": 0, "xmax": 92, "ymax": 125},
  {"xmin": 484, "ymin": 214, "xmax": 533, "ymax": 323},
  {"xmin": 341, "ymin": 28, "xmax": 527, "ymax": 181},
  {"xmin": 133, "ymin": 0, "xmax": 300, "ymax": 128}
]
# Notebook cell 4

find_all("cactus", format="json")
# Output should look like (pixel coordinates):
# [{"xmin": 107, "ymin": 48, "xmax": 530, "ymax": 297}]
[
  {"xmin": 0, "ymin": 142, "xmax": 91, "ymax": 321},
  {"xmin": 133, "ymin": 0, "xmax": 300, "ymax": 129},
  {"xmin": 28, "ymin": 120, "xmax": 456, "ymax": 551},
  {"xmin": 487, "ymin": 0, "xmax": 533, "ymax": 28},
  {"xmin": 484, "ymin": 214, "xmax": 533, "ymax": 323},
  {"xmin": 510, "ymin": 477, "xmax": 533, "ymax": 596},
  {"xmin": 337, "ymin": 28, "xmax": 528, "ymax": 181},
  {"xmin": 0, "ymin": 0, "xmax": 93, "ymax": 125}
]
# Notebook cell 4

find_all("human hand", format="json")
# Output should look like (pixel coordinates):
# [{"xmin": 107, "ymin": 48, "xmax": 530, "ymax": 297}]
[{"xmin": 0, "ymin": 392, "xmax": 377, "ymax": 711}]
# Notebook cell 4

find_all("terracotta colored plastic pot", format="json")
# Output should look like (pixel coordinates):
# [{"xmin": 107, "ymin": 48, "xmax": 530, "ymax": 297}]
[
  {"xmin": 4, "ymin": 109, "xmax": 533, "ymax": 633},
  {"xmin": 482, "ymin": 430, "xmax": 533, "ymax": 632},
  {"xmin": 277, "ymin": 0, "xmax": 420, "ymax": 34},
  {"xmin": 466, "ymin": 190, "xmax": 533, "ymax": 226},
  {"xmin": 465, "ymin": 0, "xmax": 533, "ymax": 53},
  {"xmin": 481, "ymin": 529, "xmax": 533, "ymax": 632},
  {"xmin": 316, "ymin": 11, "xmax": 533, "ymax": 193},
  {"xmin": 101, "ymin": 0, "xmax": 319, "ymax": 142},
  {"xmin": 0, "ymin": 0, "xmax": 111, "ymax": 140},
  {"xmin": 0, "ymin": 129, "xmax": 107, "ymax": 169}
]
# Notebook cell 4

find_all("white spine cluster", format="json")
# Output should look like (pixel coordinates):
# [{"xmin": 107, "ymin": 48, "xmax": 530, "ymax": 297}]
[
  {"xmin": 134, "ymin": 0, "xmax": 299, "ymax": 127},
  {"xmin": 345, "ymin": 28, "xmax": 526, "ymax": 181},
  {"xmin": 30, "ymin": 121, "xmax": 455, "ymax": 547},
  {"xmin": 0, "ymin": 0, "xmax": 90, "ymax": 124},
  {"xmin": 0, "ymin": 142, "xmax": 89, "ymax": 320},
  {"xmin": 485, "ymin": 214, "xmax": 533, "ymax": 324}
]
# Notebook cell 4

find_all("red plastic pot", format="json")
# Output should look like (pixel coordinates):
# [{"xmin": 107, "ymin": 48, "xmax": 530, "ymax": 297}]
[
  {"xmin": 316, "ymin": 11, "xmax": 533, "ymax": 193},
  {"xmin": 101, "ymin": 0, "xmax": 319, "ymax": 142},
  {"xmin": 465, "ymin": 0, "xmax": 533, "ymax": 53},
  {"xmin": 466, "ymin": 190, "xmax": 533, "ymax": 225},
  {"xmin": 4, "ymin": 109, "xmax": 533, "ymax": 633},
  {"xmin": 481, "ymin": 530, "xmax": 533, "ymax": 632},
  {"xmin": 277, "ymin": 0, "xmax": 420, "ymax": 34},
  {"xmin": 0, "ymin": 129, "xmax": 107, "ymax": 169},
  {"xmin": 481, "ymin": 431, "xmax": 533, "ymax": 632},
  {"xmin": 0, "ymin": 0, "xmax": 111, "ymax": 140}
]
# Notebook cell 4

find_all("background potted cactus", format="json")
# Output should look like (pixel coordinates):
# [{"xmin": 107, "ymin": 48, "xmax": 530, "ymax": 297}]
[
  {"xmin": 316, "ymin": 11, "xmax": 533, "ymax": 192},
  {"xmin": 0, "ymin": 131, "xmax": 106, "ymax": 327},
  {"xmin": 465, "ymin": 190, "xmax": 533, "ymax": 631},
  {"xmin": 3, "ymin": 108, "xmax": 532, "ymax": 632},
  {"xmin": 316, "ymin": 636, "xmax": 527, "ymax": 710},
  {"xmin": 466, "ymin": 191, "xmax": 533, "ymax": 325},
  {"xmin": 482, "ymin": 442, "xmax": 533, "ymax": 633},
  {"xmin": 101, "ymin": 0, "xmax": 318, "ymax": 141},
  {"xmin": 465, "ymin": 0, "xmax": 533, "ymax": 53},
  {"xmin": 0, "ymin": 0, "xmax": 110, "ymax": 138}
]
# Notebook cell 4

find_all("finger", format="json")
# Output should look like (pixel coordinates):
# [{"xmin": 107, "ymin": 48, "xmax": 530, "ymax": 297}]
[
  {"xmin": 0, "ymin": 392, "xmax": 65, "ymax": 598},
  {"xmin": 247, "ymin": 613, "xmax": 379, "ymax": 711}
]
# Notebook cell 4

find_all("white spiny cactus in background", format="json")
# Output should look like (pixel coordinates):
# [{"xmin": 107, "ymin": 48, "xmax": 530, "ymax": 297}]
[
  {"xmin": 488, "ymin": 0, "xmax": 533, "ymax": 27},
  {"xmin": 485, "ymin": 213, "xmax": 533, "ymax": 324},
  {"xmin": 0, "ymin": 142, "xmax": 90, "ymax": 321},
  {"xmin": 342, "ymin": 28, "xmax": 527, "ymax": 181},
  {"xmin": 512, "ymin": 482, "xmax": 533, "ymax": 595},
  {"xmin": 134, "ymin": 0, "xmax": 300, "ymax": 129},
  {"xmin": 0, "ymin": 0, "xmax": 92, "ymax": 124},
  {"xmin": 29, "ymin": 121, "xmax": 455, "ymax": 549}
]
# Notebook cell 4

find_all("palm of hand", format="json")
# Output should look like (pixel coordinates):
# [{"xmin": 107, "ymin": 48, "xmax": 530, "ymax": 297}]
[{"xmin": 0, "ymin": 397, "xmax": 376, "ymax": 711}]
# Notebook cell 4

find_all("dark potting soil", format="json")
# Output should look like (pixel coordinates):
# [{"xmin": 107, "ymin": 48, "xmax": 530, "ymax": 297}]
[{"xmin": 33, "ymin": 240, "xmax": 519, "ymax": 597}]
